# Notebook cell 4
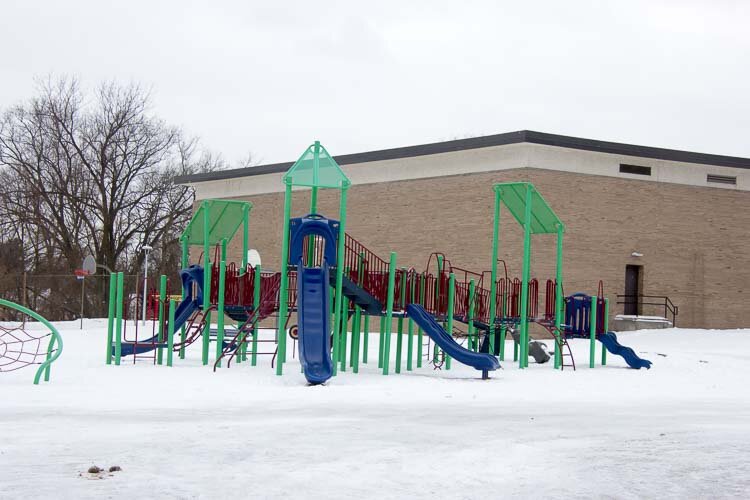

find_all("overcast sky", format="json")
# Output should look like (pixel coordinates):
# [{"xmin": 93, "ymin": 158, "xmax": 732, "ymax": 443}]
[{"xmin": 2, "ymin": 0, "xmax": 748, "ymax": 165}]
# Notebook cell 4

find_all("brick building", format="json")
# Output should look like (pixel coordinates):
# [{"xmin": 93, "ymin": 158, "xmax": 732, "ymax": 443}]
[{"xmin": 177, "ymin": 131, "xmax": 750, "ymax": 329}]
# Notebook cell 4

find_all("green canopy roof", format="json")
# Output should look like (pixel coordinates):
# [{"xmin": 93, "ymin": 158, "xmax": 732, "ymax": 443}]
[
  {"xmin": 282, "ymin": 141, "xmax": 350, "ymax": 189},
  {"xmin": 494, "ymin": 182, "xmax": 564, "ymax": 234},
  {"xmin": 181, "ymin": 199, "xmax": 252, "ymax": 246}
]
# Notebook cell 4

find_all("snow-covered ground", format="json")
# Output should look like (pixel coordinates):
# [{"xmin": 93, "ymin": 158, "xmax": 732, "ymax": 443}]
[{"xmin": 2, "ymin": 320, "xmax": 749, "ymax": 499}]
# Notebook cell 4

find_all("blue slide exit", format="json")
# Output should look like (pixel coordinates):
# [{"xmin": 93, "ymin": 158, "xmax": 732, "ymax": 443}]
[
  {"xmin": 598, "ymin": 331, "xmax": 652, "ymax": 369},
  {"xmin": 297, "ymin": 262, "xmax": 334, "ymax": 384},
  {"xmin": 117, "ymin": 265, "xmax": 203, "ymax": 357},
  {"xmin": 407, "ymin": 304, "xmax": 500, "ymax": 377}
]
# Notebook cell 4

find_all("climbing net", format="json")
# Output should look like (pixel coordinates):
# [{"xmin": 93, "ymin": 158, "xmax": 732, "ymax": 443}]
[{"xmin": 0, "ymin": 321, "xmax": 56, "ymax": 373}]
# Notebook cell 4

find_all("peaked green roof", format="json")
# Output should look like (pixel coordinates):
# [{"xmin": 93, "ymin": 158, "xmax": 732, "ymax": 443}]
[
  {"xmin": 181, "ymin": 199, "xmax": 252, "ymax": 246},
  {"xmin": 282, "ymin": 141, "xmax": 350, "ymax": 189},
  {"xmin": 494, "ymin": 182, "xmax": 564, "ymax": 234}
]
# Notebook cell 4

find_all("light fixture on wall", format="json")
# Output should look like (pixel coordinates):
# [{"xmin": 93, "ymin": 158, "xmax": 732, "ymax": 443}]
[{"xmin": 631, "ymin": 251, "xmax": 643, "ymax": 258}]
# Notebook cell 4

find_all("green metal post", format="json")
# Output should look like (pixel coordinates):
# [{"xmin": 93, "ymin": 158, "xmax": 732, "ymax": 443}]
[
  {"xmin": 395, "ymin": 270, "xmax": 406, "ymax": 374},
  {"xmin": 252, "ymin": 264, "xmax": 261, "ymax": 366},
  {"xmin": 499, "ymin": 315, "xmax": 507, "ymax": 357},
  {"xmin": 114, "ymin": 272, "xmax": 124, "ymax": 365},
  {"xmin": 350, "ymin": 304, "xmax": 358, "ymax": 366},
  {"xmin": 416, "ymin": 273, "xmax": 425, "ymax": 368},
  {"xmin": 590, "ymin": 295, "xmax": 598, "ymax": 368},
  {"xmin": 435, "ymin": 256, "xmax": 444, "ymax": 363},
  {"xmin": 351, "ymin": 305, "xmax": 361, "ymax": 373},
  {"xmin": 201, "ymin": 201, "xmax": 211, "ymax": 366},
  {"xmin": 352, "ymin": 252, "xmax": 366, "ymax": 369},
  {"xmin": 554, "ymin": 224, "xmax": 564, "ymax": 369},
  {"xmin": 500, "ymin": 288, "xmax": 507, "ymax": 359},
  {"xmin": 215, "ymin": 259, "xmax": 226, "ymax": 367},
  {"xmin": 445, "ymin": 273, "xmax": 455, "ymax": 370},
  {"xmin": 276, "ymin": 183, "xmax": 293, "ymax": 376},
  {"xmin": 382, "ymin": 252, "xmax": 397, "ymax": 375},
  {"xmin": 307, "ymin": 142, "xmax": 320, "ymax": 268},
  {"xmin": 601, "ymin": 298, "xmax": 609, "ymax": 365},
  {"xmin": 333, "ymin": 186, "xmax": 349, "ymax": 374},
  {"xmin": 241, "ymin": 319, "xmax": 248, "ymax": 362},
  {"xmin": 242, "ymin": 204, "xmax": 250, "ymax": 269},
  {"xmin": 181, "ymin": 237, "xmax": 188, "ymax": 269},
  {"xmin": 167, "ymin": 299, "xmax": 175, "ymax": 367},
  {"xmin": 519, "ymin": 184, "xmax": 533, "ymax": 369},
  {"xmin": 105, "ymin": 272, "xmax": 116, "ymax": 364},
  {"xmin": 362, "ymin": 314, "xmax": 370, "ymax": 364},
  {"xmin": 436, "ymin": 256, "xmax": 443, "ymax": 310},
  {"xmin": 340, "ymin": 297, "xmax": 349, "ymax": 372},
  {"xmin": 42, "ymin": 331, "xmax": 58, "ymax": 382},
  {"xmin": 489, "ymin": 188, "xmax": 501, "ymax": 359},
  {"xmin": 378, "ymin": 315, "xmax": 385, "ymax": 368},
  {"xmin": 406, "ymin": 273, "xmax": 416, "ymax": 371},
  {"xmin": 468, "ymin": 279, "xmax": 476, "ymax": 351},
  {"xmin": 180, "ymin": 237, "xmax": 188, "ymax": 359},
  {"xmin": 311, "ymin": 141, "xmax": 320, "ymax": 212},
  {"xmin": 157, "ymin": 274, "xmax": 167, "ymax": 365}
]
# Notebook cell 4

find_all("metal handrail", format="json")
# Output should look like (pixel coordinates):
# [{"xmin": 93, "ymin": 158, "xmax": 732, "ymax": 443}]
[{"xmin": 616, "ymin": 294, "xmax": 678, "ymax": 326}]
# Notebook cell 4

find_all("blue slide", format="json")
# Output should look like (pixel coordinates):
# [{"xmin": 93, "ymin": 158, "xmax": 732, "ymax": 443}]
[
  {"xmin": 288, "ymin": 214, "xmax": 341, "ymax": 385},
  {"xmin": 407, "ymin": 304, "xmax": 500, "ymax": 378},
  {"xmin": 598, "ymin": 331, "xmax": 652, "ymax": 369},
  {"xmin": 297, "ymin": 262, "xmax": 334, "ymax": 384},
  {"xmin": 117, "ymin": 265, "xmax": 203, "ymax": 357}
]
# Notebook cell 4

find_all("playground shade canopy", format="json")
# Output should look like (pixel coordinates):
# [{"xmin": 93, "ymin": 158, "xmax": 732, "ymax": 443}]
[
  {"xmin": 282, "ymin": 142, "xmax": 350, "ymax": 189},
  {"xmin": 494, "ymin": 182, "xmax": 564, "ymax": 234},
  {"xmin": 181, "ymin": 199, "xmax": 252, "ymax": 246}
]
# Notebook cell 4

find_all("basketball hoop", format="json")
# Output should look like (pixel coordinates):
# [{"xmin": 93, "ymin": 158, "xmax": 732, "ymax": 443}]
[{"xmin": 74, "ymin": 269, "xmax": 89, "ymax": 281}]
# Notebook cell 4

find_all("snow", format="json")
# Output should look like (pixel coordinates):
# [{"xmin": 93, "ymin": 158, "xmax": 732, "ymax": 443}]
[{"xmin": 2, "ymin": 320, "xmax": 750, "ymax": 499}]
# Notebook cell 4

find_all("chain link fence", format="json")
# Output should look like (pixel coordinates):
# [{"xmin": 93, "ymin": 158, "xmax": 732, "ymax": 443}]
[{"xmin": 0, "ymin": 272, "xmax": 181, "ymax": 322}]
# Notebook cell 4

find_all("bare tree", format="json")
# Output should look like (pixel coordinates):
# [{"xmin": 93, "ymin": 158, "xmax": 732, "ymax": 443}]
[{"xmin": 0, "ymin": 77, "xmax": 225, "ymax": 317}]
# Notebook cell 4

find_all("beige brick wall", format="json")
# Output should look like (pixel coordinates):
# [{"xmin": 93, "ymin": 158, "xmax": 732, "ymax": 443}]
[{"xmin": 202, "ymin": 168, "xmax": 750, "ymax": 329}]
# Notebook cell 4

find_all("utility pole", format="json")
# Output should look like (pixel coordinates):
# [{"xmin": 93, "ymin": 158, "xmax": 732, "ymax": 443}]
[{"xmin": 142, "ymin": 245, "xmax": 153, "ymax": 325}]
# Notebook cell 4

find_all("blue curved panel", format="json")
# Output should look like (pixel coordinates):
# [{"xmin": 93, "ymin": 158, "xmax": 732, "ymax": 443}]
[
  {"xmin": 297, "ymin": 262, "xmax": 333, "ymax": 384},
  {"xmin": 407, "ymin": 304, "xmax": 500, "ymax": 374},
  {"xmin": 598, "ymin": 331, "xmax": 652, "ymax": 369},
  {"xmin": 288, "ymin": 214, "xmax": 339, "ymax": 265}
]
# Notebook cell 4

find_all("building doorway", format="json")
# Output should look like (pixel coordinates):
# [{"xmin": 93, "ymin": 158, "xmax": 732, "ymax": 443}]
[{"xmin": 624, "ymin": 265, "xmax": 642, "ymax": 315}]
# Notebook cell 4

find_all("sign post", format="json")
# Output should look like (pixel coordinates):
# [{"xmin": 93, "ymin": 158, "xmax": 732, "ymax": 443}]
[{"xmin": 74, "ymin": 269, "xmax": 90, "ymax": 329}]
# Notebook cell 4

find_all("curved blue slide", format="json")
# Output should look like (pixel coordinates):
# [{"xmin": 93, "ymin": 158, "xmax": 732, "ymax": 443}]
[
  {"xmin": 407, "ymin": 304, "xmax": 500, "ymax": 377},
  {"xmin": 297, "ymin": 262, "xmax": 334, "ymax": 384},
  {"xmin": 598, "ymin": 331, "xmax": 652, "ymax": 369},
  {"xmin": 117, "ymin": 265, "xmax": 203, "ymax": 357},
  {"xmin": 289, "ymin": 214, "xmax": 341, "ymax": 385}
]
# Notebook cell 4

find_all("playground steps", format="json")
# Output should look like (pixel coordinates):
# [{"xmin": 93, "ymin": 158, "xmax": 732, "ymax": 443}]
[
  {"xmin": 331, "ymin": 274, "xmax": 383, "ymax": 315},
  {"xmin": 213, "ymin": 315, "xmax": 259, "ymax": 370},
  {"xmin": 132, "ymin": 339, "xmax": 161, "ymax": 364},
  {"xmin": 537, "ymin": 322, "xmax": 575, "ymax": 370},
  {"xmin": 175, "ymin": 309, "xmax": 209, "ymax": 350},
  {"xmin": 556, "ymin": 335, "xmax": 576, "ymax": 370}
]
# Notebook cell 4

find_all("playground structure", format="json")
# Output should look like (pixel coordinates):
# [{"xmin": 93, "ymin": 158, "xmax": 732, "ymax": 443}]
[
  {"xmin": 105, "ymin": 141, "xmax": 652, "ymax": 382},
  {"xmin": 0, "ymin": 298, "xmax": 63, "ymax": 384}
]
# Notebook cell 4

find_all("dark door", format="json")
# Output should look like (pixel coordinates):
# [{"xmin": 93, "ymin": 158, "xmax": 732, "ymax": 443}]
[{"xmin": 624, "ymin": 265, "xmax": 641, "ymax": 315}]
